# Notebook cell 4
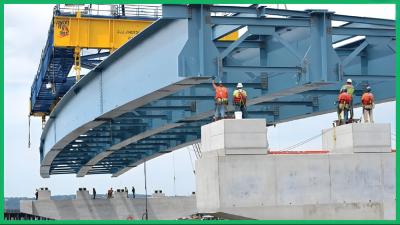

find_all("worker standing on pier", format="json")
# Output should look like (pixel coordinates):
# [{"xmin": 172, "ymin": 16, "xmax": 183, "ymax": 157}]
[
  {"xmin": 212, "ymin": 79, "xmax": 228, "ymax": 121},
  {"xmin": 132, "ymin": 186, "xmax": 136, "ymax": 198},
  {"xmin": 233, "ymin": 83, "xmax": 247, "ymax": 118},
  {"xmin": 361, "ymin": 86, "xmax": 374, "ymax": 123},
  {"xmin": 337, "ymin": 88, "xmax": 351, "ymax": 125},
  {"xmin": 93, "ymin": 188, "xmax": 96, "ymax": 199},
  {"xmin": 341, "ymin": 79, "xmax": 355, "ymax": 121}
]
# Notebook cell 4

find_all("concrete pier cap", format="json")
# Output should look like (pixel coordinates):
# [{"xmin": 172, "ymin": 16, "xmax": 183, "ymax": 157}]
[
  {"xmin": 200, "ymin": 119, "xmax": 269, "ymax": 156},
  {"xmin": 322, "ymin": 123, "xmax": 391, "ymax": 153},
  {"xmin": 195, "ymin": 120, "xmax": 395, "ymax": 219},
  {"xmin": 76, "ymin": 188, "xmax": 90, "ymax": 200},
  {"xmin": 38, "ymin": 187, "xmax": 51, "ymax": 200}
]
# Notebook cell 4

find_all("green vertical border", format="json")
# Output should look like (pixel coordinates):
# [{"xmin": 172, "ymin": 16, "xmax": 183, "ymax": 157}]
[
  {"xmin": 1, "ymin": 0, "xmax": 398, "ymax": 224},
  {"xmin": 1, "ymin": 2, "xmax": 4, "ymax": 223}
]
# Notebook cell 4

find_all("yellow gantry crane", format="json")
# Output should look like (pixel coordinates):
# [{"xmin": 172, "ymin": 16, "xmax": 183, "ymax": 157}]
[
  {"xmin": 54, "ymin": 11, "xmax": 155, "ymax": 81},
  {"xmin": 53, "ymin": 8, "xmax": 238, "ymax": 81},
  {"xmin": 30, "ymin": 4, "xmax": 238, "ymax": 124}
]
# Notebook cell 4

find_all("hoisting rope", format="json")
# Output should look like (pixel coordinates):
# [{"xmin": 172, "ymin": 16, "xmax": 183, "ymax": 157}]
[
  {"xmin": 282, "ymin": 132, "xmax": 323, "ymax": 151},
  {"xmin": 187, "ymin": 147, "xmax": 195, "ymax": 175},
  {"xmin": 28, "ymin": 115, "xmax": 31, "ymax": 149},
  {"xmin": 172, "ymin": 152, "xmax": 176, "ymax": 196}
]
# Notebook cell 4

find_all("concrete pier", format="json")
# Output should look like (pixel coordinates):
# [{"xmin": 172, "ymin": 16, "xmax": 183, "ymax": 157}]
[
  {"xmin": 21, "ymin": 120, "xmax": 395, "ymax": 220},
  {"xmin": 21, "ymin": 189, "xmax": 196, "ymax": 220},
  {"xmin": 196, "ymin": 120, "xmax": 395, "ymax": 220}
]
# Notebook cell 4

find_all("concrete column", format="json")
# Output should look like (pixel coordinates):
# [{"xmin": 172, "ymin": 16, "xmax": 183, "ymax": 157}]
[
  {"xmin": 38, "ymin": 188, "xmax": 51, "ymax": 200},
  {"xmin": 76, "ymin": 188, "xmax": 90, "ymax": 200},
  {"xmin": 152, "ymin": 190, "xmax": 166, "ymax": 198},
  {"xmin": 114, "ymin": 189, "xmax": 128, "ymax": 199},
  {"xmin": 195, "ymin": 120, "xmax": 395, "ymax": 219}
]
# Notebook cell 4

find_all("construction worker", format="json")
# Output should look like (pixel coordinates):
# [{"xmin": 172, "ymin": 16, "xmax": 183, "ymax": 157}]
[
  {"xmin": 341, "ymin": 79, "xmax": 355, "ymax": 120},
  {"xmin": 361, "ymin": 86, "xmax": 374, "ymax": 123},
  {"xmin": 212, "ymin": 79, "xmax": 228, "ymax": 121},
  {"xmin": 337, "ymin": 88, "xmax": 351, "ymax": 125},
  {"xmin": 233, "ymin": 83, "xmax": 247, "ymax": 118}
]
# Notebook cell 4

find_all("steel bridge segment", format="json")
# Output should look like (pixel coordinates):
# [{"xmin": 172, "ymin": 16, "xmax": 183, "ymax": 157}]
[
  {"xmin": 31, "ymin": 5, "xmax": 163, "ymax": 116},
  {"xmin": 50, "ymin": 5, "xmax": 396, "ymax": 175},
  {"xmin": 30, "ymin": 21, "xmax": 75, "ymax": 115},
  {"xmin": 39, "ymin": 5, "xmax": 395, "ymax": 178},
  {"xmin": 40, "ymin": 18, "xmax": 197, "ymax": 177}
]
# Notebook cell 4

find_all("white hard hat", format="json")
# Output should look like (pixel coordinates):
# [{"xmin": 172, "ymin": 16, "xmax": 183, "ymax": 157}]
[
  {"xmin": 237, "ymin": 83, "xmax": 243, "ymax": 88},
  {"xmin": 346, "ymin": 78, "xmax": 352, "ymax": 83}
]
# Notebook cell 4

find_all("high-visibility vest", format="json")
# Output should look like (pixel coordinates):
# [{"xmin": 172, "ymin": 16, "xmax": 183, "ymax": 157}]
[
  {"xmin": 215, "ymin": 86, "xmax": 228, "ymax": 100},
  {"xmin": 233, "ymin": 89, "xmax": 247, "ymax": 105},
  {"xmin": 362, "ymin": 93, "xmax": 374, "ymax": 106},
  {"xmin": 338, "ymin": 92, "xmax": 351, "ymax": 104},
  {"xmin": 341, "ymin": 84, "xmax": 355, "ymax": 96}
]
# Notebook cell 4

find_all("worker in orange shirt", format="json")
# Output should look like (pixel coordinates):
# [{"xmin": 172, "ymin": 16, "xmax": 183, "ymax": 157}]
[
  {"xmin": 212, "ymin": 79, "xmax": 228, "ymax": 121},
  {"xmin": 361, "ymin": 86, "xmax": 374, "ymax": 123},
  {"xmin": 337, "ymin": 88, "xmax": 351, "ymax": 125}
]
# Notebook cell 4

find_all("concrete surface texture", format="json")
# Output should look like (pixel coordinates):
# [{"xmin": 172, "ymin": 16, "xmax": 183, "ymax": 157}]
[
  {"xmin": 21, "ymin": 122, "xmax": 395, "ymax": 220},
  {"xmin": 322, "ymin": 123, "xmax": 391, "ymax": 153},
  {"xmin": 201, "ymin": 119, "xmax": 268, "ymax": 156},
  {"xmin": 76, "ymin": 190, "xmax": 90, "ymax": 200},
  {"xmin": 21, "ymin": 195, "xmax": 196, "ymax": 220},
  {"xmin": 38, "ymin": 189, "xmax": 51, "ymax": 200},
  {"xmin": 196, "ymin": 121, "xmax": 395, "ymax": 219}
]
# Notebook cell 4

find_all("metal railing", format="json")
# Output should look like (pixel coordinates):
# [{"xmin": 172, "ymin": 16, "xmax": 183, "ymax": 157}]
[
  {"xmin": 4, "ymin": 210, "xmax": 54, "ymax": 220},
  {"xmin": 54, "ymin": 4, "xmax": 162, "ymax": 18}
]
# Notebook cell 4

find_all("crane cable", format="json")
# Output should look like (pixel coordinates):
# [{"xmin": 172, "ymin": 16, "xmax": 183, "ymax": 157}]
[
  {"xmin": 187, "ymin": 147, "xmax": 195, "ymax": 175},
  {"xmin": 282, "ymin": 132, "xmax": 323, "ymax": 151},
  {"xmin": 28, "ymin": 115, "xmax": 31, "ymax": 149},
  {"xmin": 172, "ymin": 152, "xmax": 176, "ymax": 196},
  {"xmin": 282, "ymin": 125, "xmax": 394, "ymax": 151}
]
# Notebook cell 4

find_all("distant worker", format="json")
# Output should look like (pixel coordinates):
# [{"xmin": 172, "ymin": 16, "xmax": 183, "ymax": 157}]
[
  {"xmin": 132, "ymin": 186, "xmax": 136, "ymax": 199},
  {"xmin": 107, "ymin": 188, "xmax": 113, "ymax": 199},
  {"xmin": 212, "ymin": 78, "xmax": 228, "ymax": 121},
  {"xmin": 341, "ymin": 79, "xmax": 355, "ymax": 120},
  {"xmin": 93, "ymin": 188, "xmax": 96, "ymax": 199},
  {"xmin": 35, "ymin": 189, "xmax": 38, "ymax": 200},
  {"xmin": 125, "ymin": 187, "xmax": 128, "ymax": 198},
  {"xmin": 361, "ymin": 86, "xmax": 374, "ymax": 123},
  {"xmin": 233, "ymin": 83, "xmax": 247, "ymax": 118},
  {"xmin": 337, "ymin": 88, "xmax": 351, "ymax": 125}
]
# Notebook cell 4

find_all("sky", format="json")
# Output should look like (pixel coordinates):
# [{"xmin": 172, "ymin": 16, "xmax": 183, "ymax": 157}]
[{"xmin": 4, "ymin": 4, "xmax": 396, "ymax": 198}]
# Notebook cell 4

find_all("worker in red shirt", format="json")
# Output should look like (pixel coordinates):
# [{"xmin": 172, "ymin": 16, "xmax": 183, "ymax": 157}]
[
  {"xmin": 337, "ymin": 88, "xmax": 351, "ymax": 125},
  {"xmin": 212, "ymin": 79, "xmax": 228, "ymax": 121},
  {"xmin": 361, "ymin": 86, "xmax": 374, "ymax": 123}
]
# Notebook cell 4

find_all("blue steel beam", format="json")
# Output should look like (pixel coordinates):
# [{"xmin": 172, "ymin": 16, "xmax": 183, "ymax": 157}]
[
  {"xmin": 210, "ymin": 16, "xmax": 310, "ymax": 27},
  {"xmin": 332, "ymin": 27, "xmax": 395, "ymax": 37},
  {"xmin": 37, "ymin": 5, "xmax": 395, "ymax": 178},
  {"xmin": 223, "ymin": 66, "xmax": 301, "ymax": 73},
  {"xmin": 215, "ymin": 40, "xmax": 262, "ymax": 49},
  {"xmin": 210, "ymin": 5, "xmax": 311, "ymax": 18},
  {"xmin": 331, "ymin": 14, "xmax": 395, "ymax": 26},
  {"xmin": 341, "ymin": 41, "xmax": 369, "ymax": 67},
  {"xmin": 211, "ymin": 4, "xmax": 258, "ymax": 40}
]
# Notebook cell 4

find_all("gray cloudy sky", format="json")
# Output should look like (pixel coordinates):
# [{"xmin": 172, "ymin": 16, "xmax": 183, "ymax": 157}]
[{"xmin": 4, "ymin": 4, "xmax": 396, "ymax": 197}]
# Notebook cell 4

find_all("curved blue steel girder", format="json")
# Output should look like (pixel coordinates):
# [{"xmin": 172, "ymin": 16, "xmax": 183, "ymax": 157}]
[{"xmin": 38, "ymin": 5, "xmax": 395, "ymax": 178}]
